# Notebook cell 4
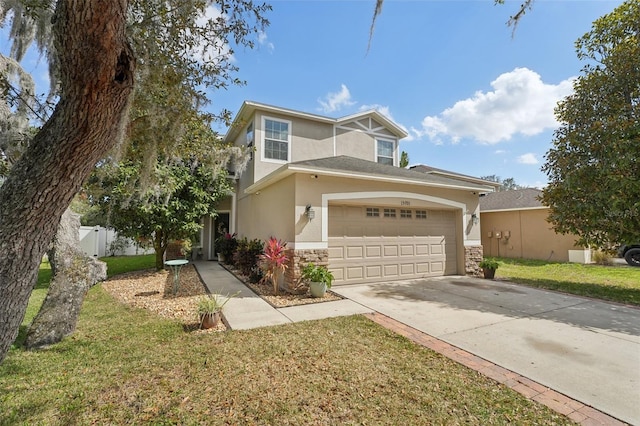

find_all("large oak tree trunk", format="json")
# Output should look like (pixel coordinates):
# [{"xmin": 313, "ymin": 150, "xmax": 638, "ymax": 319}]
[
  {"xmin": 0, "ymin": 0, "xmax": 134, "ymax": 363},
  {"xmin": 24, "ymin": 209, "xmax": 107, "ymax": 349}
]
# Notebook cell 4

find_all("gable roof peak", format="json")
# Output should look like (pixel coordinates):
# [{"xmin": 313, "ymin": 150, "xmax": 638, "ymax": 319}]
[{"xmin": 225, "ymin": 100, "xmax": 408, "ymax": 142}]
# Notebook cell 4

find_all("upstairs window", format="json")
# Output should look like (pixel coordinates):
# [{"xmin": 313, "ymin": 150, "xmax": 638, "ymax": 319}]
[
  {"xmin": 264, "ymin": 118, "xmax": 290, "ymax": 162},
  {"xmin": 377, "ymin": 139, "xmax": 394, "ymax": 166},
  {"xmin": 246, "ymin": 122, "xmax": 254, "ymax": 160},
  {"xmin": 246, "ymin": 122, "xmax": 254, "ymax": 146}
]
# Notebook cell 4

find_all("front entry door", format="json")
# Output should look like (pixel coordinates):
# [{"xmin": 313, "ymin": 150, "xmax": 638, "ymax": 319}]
[{"xmin": 213, "ymin": 213, "xmax": 231, "ymax": 257}]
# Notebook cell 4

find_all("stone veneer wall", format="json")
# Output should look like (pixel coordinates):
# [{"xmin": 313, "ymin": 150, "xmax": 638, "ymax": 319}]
[
  {"xmin": 284, "ymin": 248, "xmax": 329, "ymax": 286},
  {"xmin": 465, "ymin": 245, "xmax": 483, "ymax": 277}
]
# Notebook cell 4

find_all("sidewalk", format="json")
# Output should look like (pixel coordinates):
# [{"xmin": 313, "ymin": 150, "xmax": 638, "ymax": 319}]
[{"xmin": 193, "ymin": 261, "xmax": 372, "ymax": 330}]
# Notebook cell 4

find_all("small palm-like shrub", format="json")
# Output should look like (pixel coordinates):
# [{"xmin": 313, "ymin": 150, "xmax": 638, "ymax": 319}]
[{"xmin": 260, "ymin": 237, "xmax": 288, "ymax": 295}]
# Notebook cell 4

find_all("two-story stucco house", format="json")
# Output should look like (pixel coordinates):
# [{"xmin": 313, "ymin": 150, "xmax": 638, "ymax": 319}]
[{"xmin": 200, "ymin": 101, "xmax": 496, "ymax": 286}]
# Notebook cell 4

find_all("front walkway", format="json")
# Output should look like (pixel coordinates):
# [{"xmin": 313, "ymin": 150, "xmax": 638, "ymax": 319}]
[
  {"xmin": 193, "ymin": 261, "xmax": 637, "ymax": 425},
  {"xmin": 193, "ymin": 261, "xmax": 371, "ymax": 329}
]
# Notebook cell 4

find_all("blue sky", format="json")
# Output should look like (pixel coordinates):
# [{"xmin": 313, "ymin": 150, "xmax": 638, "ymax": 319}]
[
  {"xmin": 207, "ymin": 0, "xmax": 623, "ymax": 187},
  {"xmin": 2, "ymin": 0, "xmax": 623, "ymax": 187}
]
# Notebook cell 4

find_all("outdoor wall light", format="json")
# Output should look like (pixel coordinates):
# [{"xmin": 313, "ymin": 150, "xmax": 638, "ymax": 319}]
[
  {"xmin": 305, "ymin": 204, "xmax": 316, "ymax": 220},
  {"xmin": 471, "ymin": 213, "xmax": 479, "ymax": 225}
]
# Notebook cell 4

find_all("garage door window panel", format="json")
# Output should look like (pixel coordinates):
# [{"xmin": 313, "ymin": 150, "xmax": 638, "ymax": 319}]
[{"xmin": 384, "ymin": 208, "xmax": 396, "ymax": 218}]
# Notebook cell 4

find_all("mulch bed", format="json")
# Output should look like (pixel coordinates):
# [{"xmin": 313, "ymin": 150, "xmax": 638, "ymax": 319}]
[
  {"xmin": 218, "ymin": 263, "xmax": 344, "ymax": 308},
  {"xmin": 101, "ymin": 263, "xmax": 342, "ymax": 333},
  {"xmin": 102, "ymin": 265, "xmax": 226, "ymax": 333}
]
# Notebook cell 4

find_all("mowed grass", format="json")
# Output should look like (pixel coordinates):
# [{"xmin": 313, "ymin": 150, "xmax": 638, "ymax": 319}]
[
  {"xmin": 1, "ymin": 257, "xmax": 571, "ymax": 425},
  {"xmin": 12, "ymin": 255, "xmax": 156, "ymax": 349},
  {"xmin": 101, "ymin": 254, "xmax": 156, "ymax": 277},
  {"xmin": 496, "ymin": 257, "xmax": 640, "ymax": 306}
]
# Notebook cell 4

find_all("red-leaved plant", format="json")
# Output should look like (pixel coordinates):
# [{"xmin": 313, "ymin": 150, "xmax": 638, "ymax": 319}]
[{"xmin": 260, "ymin": 237, "xmax": 288, "ymax": 295}]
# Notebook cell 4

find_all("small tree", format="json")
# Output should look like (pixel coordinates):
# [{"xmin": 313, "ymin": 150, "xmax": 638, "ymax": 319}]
[
  {"xmin": 96, "ymin": 158, "xmax": 232, "ymax": 270},
  {"xmin": 399, "ymin": 151, "xmax": 409, "ymax": 168}
]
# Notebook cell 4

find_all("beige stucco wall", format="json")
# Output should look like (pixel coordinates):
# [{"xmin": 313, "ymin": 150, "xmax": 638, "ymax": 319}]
[
  {"xmin": 234, "ymin": 111, "xmax": 402, "ymax": 188},
  {"xmin": 480, "ymin": 208, "xmax": 581, "ymax": 262},
  {"xmin": 250, "ymin": 111, "xmax": 334, "ymax": 182},
  {"xmin": 234, "ymin": 171, "xmax": 482, "ymax": 276},
  {"xmin": 236, "ymin": 175, "xmax": 296, "ymax": 242},
  {"xmin": 290, "ymin": 174, "xmax": 480, "ymax": 240}
]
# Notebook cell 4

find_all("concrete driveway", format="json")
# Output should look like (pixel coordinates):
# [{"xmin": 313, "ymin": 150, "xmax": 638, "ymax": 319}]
[{"xmin": 332, "ymin": 276, "xmax": 640, "ymax": 425}]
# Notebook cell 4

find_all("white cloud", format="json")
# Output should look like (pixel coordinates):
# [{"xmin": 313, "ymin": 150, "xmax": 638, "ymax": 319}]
[
  {"xmin": 418, "ymin": 68, "xmax": 574, "ymax": 144},
  {"xmin": 318, "ymin": 84, "xmax": 356, "ymax": 113},
  {"xmin": 494, "ymin": 149, "xmax": 507, "ymax": 155},
  {"xmin": 257, "ymin": 31, "xmax": 275, "ymax": 52},
  {"xmin": 517, "ymin": 153, "xmax": 539, "ymax": 165}
]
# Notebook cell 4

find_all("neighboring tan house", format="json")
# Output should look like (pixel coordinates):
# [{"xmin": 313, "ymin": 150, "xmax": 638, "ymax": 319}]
[
  {"xmin": 479, "ymin": 188, "xmax": 585, "ymax": 262},
  {"xmin": 200, "ymin": 101, "xmax": 497, "ymax": 285}
]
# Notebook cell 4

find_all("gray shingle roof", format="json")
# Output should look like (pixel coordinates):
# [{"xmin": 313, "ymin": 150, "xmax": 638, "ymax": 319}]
[
  {"xmin": 290, "ymin": 156, "xmax": 495, "ymax": 191},
  {"xmin": 479, "ymin": 188, "xmax": 544, "ymax": 211}
]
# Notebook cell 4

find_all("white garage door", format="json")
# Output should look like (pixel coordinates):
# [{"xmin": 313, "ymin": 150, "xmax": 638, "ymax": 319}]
[{"xmin": 328, "ymin": 205, "xmax": 457, "ymax": 285}]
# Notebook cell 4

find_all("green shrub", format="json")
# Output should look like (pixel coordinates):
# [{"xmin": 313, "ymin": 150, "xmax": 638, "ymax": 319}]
[
  {"xmin": 479, "ymin": 258, "xmax": 499, "ymax": 270},
  {"xmin": 234, "ymin": 237, "xmax": 264, "ymax": 276},
  {"xmin": 301, "ymin": 263, "xmax": 334, "ymax": 288},
  {"xmin": 216, "ymin": 232, "xmax": 237, "ymax": 264}
]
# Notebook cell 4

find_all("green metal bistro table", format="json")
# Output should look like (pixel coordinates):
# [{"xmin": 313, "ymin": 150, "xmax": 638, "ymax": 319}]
[{"xmin": 164, "ymin": 259, "xmax": 189, "ymax": 295}]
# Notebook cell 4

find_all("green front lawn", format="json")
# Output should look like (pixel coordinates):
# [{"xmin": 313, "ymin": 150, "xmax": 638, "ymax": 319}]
[
  {"xmin": 495, "ymin": 257, "xmax": 640, "ymax": 306},
  {"xmin": 1, "ymin": 255, "xmax": 571, "ymax": 424},
  {"xmin": 2, "ymin": 286, "xmax": 569, "ymax": 425},
  {"xmin": 101, "ymin": 254, "xmax": 156, "ymax": 277}
]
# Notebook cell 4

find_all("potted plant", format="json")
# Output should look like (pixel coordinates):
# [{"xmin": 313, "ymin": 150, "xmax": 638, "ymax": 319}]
[
  {"xmin": 259, "ymin": 237, "xmax": 288, "ymax": 295},
  {"xmin": 479, "ymin": 258, "xmax": 499, "ymax": 279},
  {"xmin": 301, "ymin": 263, "xmax": 334, "ymax": 298},
  {"xmin": 197, "ymin": 291, "xmax": 237, "ymax": 329},
  {"xmin": 215, "ymin": 232, "xmax": 237, "ymax": 263}
]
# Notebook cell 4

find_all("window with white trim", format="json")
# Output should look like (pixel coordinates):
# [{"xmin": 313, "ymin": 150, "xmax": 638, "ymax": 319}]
[
  {"xmin": 400, "ymin": 209, "xmax": 412, "ymax": 219},
  {"xmin": 366, "ymin": 207, "xmax": 380, "ymax": 217},
  {"xmin": 246, "ymin": 122, "xmax": 254, "ymax": 146},
  {"xmin": 377, "ymin": 139, "xmax": 394, "ymax": 166},
  {"xmin": 384, "ymin": 208, "xmax": 396, "ymax": 218},
  {"xmin": 415, "ymin": 210, "xmax": 428, "ymax": 219},
  {"xmin": 246, "ymin": 122, "xmax": 254, "ymax": 160},
  {"xmin": 263, "ymin": 118, "xmax": 290, "ymax": 161}
]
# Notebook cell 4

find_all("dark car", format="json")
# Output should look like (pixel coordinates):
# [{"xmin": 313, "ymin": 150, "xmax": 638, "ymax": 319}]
[{"xmin": 618, "ymin": 244, "xmax": 640, "ymax": 267}]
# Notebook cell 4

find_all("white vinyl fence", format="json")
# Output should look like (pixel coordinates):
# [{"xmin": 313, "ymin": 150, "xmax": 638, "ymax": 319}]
[{"xmin": 79, "ymin": 226, "xmax": 154, "ymax": 258}]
